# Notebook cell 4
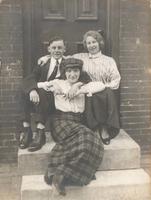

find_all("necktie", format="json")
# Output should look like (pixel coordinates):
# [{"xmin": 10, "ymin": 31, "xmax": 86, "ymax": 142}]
[{"xmin": 48, "ymin": 59, "xmax": 59, "ymax": 81}]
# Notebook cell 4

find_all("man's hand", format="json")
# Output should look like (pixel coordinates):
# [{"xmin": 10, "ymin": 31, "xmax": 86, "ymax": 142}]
[
  {"xmin": 38, "ymin": 55, "xmax": 50, "ymax": 66},
  {"xmin": 38, "ymin": 82, "xmax": 52, "ymax": 91},
  {"xmin": 29, "ymin": 90, "xmax": 40, "ymax": 104}
]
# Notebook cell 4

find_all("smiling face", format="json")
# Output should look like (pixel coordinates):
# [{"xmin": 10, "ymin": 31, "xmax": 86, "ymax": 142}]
[
  {"xmin": 65, "ymin": 67, "xmax": 81, "ymax": 84},
  {"xmin": 48, "ymin": 40, "xmax": 66, "ymax": 60},
  {"xmin": 85, "ymin": 36, "xmax": 100, "ymax": 55}
]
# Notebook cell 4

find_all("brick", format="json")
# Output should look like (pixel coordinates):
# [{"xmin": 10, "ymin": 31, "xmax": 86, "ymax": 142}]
[
  {"xmin": 120, "ymin": 116, "xmax": 150, "ymax": 124},
  {"xmin": 0, "ymin": 134, "xmax": 15, "ymax": 140},
  {"xmin": 0, "ymin": 147, "xmax": 17, "ymax": 153},
  {"xmin": 0, "ymin": 154, "xmax": 17, "ymax": 163},
  {"xmin": 120, "ymin": 105, "xmax": 151, "ymax": 112},
  {"xmin": 122, "ymin": 123, "xmax": 150, "ymax": 130},
  {"xmin": 0, "ymin": 127, "xmax": 17, "ymax": 133}
]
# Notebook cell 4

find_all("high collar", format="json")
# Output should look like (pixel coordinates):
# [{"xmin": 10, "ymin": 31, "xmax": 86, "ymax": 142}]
[{"xmin": 88, "ymin": 51, "xmax": 102, "ymax": 59}]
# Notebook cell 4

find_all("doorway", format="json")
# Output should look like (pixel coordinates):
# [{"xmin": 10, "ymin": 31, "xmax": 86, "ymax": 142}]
[{"xmin": 22, "ymin": 0, "xmax": 120, "ymax": 75}]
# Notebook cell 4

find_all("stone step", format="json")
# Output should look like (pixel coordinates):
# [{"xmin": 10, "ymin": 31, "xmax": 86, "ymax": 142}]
[
  {"xmin": 21, "ymin": 169, "xmax": 151, "ymax": 200},
  {"xmin": 18, "ymin": 130, "xmax": 140, "ymax": 175}
]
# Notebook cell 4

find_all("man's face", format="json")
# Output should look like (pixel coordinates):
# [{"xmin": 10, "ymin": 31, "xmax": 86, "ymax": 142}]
[
  {"xmin": 48, "ymin": 40, "xmax": 66, "ymax": 60},
  {"xmin": 65, "ymin": 67, "xmax": 80, "ymax": 84}
]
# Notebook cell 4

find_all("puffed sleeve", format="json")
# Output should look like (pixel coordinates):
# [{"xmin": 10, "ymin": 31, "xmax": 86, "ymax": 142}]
[{"xmin": 105, "ymin": 58, "xmax": 121, "ymax": 90}]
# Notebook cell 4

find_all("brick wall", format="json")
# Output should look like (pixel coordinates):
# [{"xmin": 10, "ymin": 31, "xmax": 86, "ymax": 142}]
[
  {"xmin": 119, "ymin": 0, "xmax": 151, "ymax": 148},
  {"xmin": 0, "ymin": 0, "xmax": 23, "ymax": 162}
]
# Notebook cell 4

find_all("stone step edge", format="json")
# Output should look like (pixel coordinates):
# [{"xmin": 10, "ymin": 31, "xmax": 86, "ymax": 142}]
[
  {"xmin": 21, "ymin": 168, "xmax": 150, "ymax": 191},
  {"xmin": 18, "ymin": 129, "xmax": 140, "ymax": 155}
]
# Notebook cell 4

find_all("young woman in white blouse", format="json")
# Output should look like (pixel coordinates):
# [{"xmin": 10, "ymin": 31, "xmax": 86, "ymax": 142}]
[
  {"xmin": 38, "ymin": 30, "xmax": 121, "ymax": 145},
  {"xmin": 39, "ymin": 57, "xmax": 104, "ymax": 195}
]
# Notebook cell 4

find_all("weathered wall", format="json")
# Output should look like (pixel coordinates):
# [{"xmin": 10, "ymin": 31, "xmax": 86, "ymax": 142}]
[
  {"xmin": 0, "ymin": 0, "xmax": 23, "ymax": 162},
  {"xmin": 119, "ymin": 0, "xmax": 151, "ymax": 149}
]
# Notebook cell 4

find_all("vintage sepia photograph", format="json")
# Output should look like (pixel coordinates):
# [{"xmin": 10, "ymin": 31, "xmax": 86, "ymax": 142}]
[{"xmin": 0, "ymin": 0, "xmax": 151, "ymax": 199}]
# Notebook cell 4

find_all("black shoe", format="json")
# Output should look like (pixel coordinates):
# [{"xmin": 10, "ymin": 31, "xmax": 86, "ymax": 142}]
[
  {"xmin": 98, "ymin": 126, "xmax": 110, "ymax": 145},
  {"xmin": 107, "ymin": 127, "xmax": 120, "ymax": 139},
  {"xmin": 101, "ymin": 137, "xmax": 110, "ymax": 145},
  {"xmin": 28, "ymin": 128, "xmax": 46, "ymax": 152},
  {"xmin": 52, "ymin": 174, "xmax": 66, "ymax": 196},
  {"xmin": 19, "ymin": 127, "xmax": 32, "ymax": 149},
  {"xmin": 44, "ymin": 169, "xmax": 53, "ymax": 185}
]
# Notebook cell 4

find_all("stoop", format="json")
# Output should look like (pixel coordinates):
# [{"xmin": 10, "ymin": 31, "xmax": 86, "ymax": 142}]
[
  {"xmin": 21, "ymin": 169, "xmax": 151, "ymax": 200},
  {"xmin": 18, "ymin": 129, "xmax": 140, "ymax": 175},
  {"xmin": 19, "ymin": 129, "xmax": 151, "ymax": 200}
]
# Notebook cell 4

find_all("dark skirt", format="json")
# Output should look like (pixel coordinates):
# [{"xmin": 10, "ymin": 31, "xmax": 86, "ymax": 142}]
[
  {"xmin": 84, "ymin": 88, "xmax": 120, "ymax": 139},
  {"xmin": 47, "ymin": 111, "xmax": 104, "ymax": 186}
]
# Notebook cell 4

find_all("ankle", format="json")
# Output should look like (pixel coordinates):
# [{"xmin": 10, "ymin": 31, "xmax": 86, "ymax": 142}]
[
  {"xmin": 101, "ymin": 127, "xmax": 110, "ymax": 139},
  {"xmin": 37, "ymin": 123, "xmax": 45, "ymax": 130},
  {"xmin": 23, "ymin": 122, "xmax": 30, "ymax": 128}
]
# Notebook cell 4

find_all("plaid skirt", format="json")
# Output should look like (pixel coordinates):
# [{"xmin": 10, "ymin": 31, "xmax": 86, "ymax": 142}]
[{"xmin": 47, "ymin": 111, "xmax": 104, "ymax": 186}]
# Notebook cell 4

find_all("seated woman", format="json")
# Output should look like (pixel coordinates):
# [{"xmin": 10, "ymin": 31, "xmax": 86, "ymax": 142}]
[
  {"xmin": 39, "ymin": 58, "xmax": 104, "ymax": 196},
  {"xmin": 73, "ymin": 30, "xmax": 121, "ymax": 144},
  {"xmin": 38, "ymin": 30, "xmax": 121, "ymax": 145}
]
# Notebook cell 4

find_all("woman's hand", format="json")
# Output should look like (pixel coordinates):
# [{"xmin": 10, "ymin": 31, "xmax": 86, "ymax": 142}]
[
  {"xmin": 50, "ymin": 82, "xmax": 64, "ymax": 96},
  {"xmin": 75, "ymin": 86, "xmax": 88, "ymax": 96},
  {"xmin": 66, "ymin": 82, "xmax": 84, "ymax": 100}
]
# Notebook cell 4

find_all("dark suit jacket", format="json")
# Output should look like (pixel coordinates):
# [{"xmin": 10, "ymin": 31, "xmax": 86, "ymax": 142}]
[{"xmin": 22, "ymin": 57, "xmax": 65, "ymax": 94}]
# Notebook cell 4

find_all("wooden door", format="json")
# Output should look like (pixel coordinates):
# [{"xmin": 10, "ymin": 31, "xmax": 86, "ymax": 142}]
[{"xmin": 22, "ymin": 0, "xmax": 120, "ymax": 75}]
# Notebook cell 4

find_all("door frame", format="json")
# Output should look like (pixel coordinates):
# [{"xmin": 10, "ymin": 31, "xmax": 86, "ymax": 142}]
[{"xmin": 22, "ymin": 0, "xmax": 120, "ymax": 76}]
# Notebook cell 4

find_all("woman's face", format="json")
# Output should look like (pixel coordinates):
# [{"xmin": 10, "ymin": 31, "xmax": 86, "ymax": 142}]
[
  {"xmin": 85, "ymin": 36, "xmax": 100, "ymax": 55},
  {"xmin": 65, "ymin": 67, "xmax": 80, "ymax": 84}
]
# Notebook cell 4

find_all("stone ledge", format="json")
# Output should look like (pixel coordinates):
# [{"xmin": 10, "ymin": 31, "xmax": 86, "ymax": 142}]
[
  {"xmin": 18, "ymin": 129, "xmax": 140, "ymax": 175},
  {"xmin": 21, "ymin": 169, "xmax": 151, "ymax": 200}
]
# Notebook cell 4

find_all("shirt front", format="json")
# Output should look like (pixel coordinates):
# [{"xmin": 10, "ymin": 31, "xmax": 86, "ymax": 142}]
[
  {"xmin": 52, "ymin": 80, "xmax": 85, "ymax": 113},
  {"xmin": 47, "ymin": 57, "xmax": 62, "ymax": 80}
]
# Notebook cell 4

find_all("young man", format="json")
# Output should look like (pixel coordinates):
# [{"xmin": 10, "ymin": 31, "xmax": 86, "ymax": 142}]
[{"xmin": 19, "ymin": 36, "xmax": 66, "ymax": 152}]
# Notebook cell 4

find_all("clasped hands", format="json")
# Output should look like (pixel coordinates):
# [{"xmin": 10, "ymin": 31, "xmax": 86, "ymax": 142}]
[{"xmin": 38, "ymin": 81, "xmax": 85, "ymax": 100}]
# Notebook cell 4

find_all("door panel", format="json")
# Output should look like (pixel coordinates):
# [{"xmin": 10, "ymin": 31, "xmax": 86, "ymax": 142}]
[
  {"xmin": 42, "ymin": 0, "xmax": 66, "ymax": 20},
  {"xmin": 22, "ymin": 0, "xmax": 120, "ymax": 75}
]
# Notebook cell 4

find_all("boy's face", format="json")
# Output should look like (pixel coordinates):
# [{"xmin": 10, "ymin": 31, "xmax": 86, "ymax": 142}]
[{"xmin": 48, "ymin": 40, "xmax": 65, "ymax": 60}]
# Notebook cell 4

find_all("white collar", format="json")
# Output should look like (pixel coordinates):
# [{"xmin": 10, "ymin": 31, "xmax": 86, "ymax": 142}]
[
  {"xmin": 88, "ymin": 51, "xmax": 102, "ymax": 59},
  {"xmin": 51, "ymin": 56, "xmax": 62, "ymax": 64}
]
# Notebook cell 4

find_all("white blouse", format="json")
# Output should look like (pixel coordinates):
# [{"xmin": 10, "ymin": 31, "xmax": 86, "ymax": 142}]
[
  {"xmin": 52, "ymin": 80, "xmax": 85, "ymax": 113},
  {"xmin": 72, "ymin": 51, "xmax": 121, "ymax": 90}
]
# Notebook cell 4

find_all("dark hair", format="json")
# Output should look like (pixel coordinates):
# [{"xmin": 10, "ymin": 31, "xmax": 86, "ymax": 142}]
[
  {"xmin": 48, "ymin": 36, "xmax": 65, "ymax": 46},
  {"xmin": 83, "ymin": 30, "xmax": 104, "ymax": 51},
  {"xmin": 60, "ymin": 67, "xmax": 91, "ymax": 83},
  {"xmin": 60, "ymin": 66, "xmax": 82, "ymax": 80}
]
